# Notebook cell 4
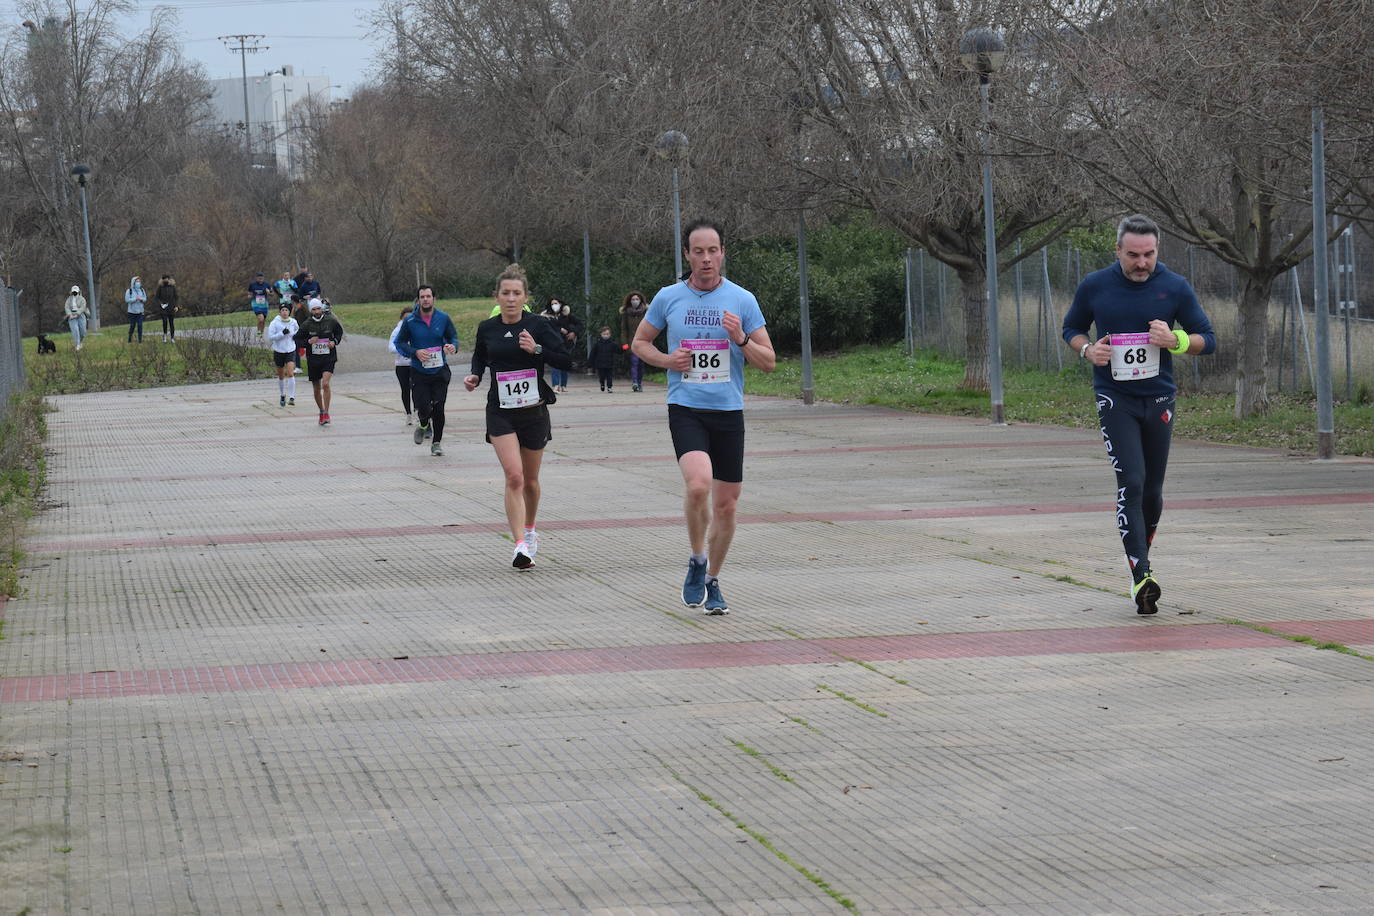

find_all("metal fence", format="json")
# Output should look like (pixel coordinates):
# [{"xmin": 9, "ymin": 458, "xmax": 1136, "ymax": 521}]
[
  {"xmin": 902, "ymin": 234, "xmax": 1374, "ymax": 396},
  {"xmin": 1, "ymin": 286, "xmax": 24, "ymax": 418}
]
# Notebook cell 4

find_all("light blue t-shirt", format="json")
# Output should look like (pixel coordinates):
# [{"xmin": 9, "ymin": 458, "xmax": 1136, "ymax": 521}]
[{"xmin": 643, "ymin": 277, "xmax": 766, "ymax": 411}]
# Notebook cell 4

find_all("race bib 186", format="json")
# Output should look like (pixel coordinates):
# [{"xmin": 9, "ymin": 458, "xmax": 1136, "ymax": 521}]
[
  {"xmin": 1109, "ymin": 333, "xmax": 1160, "ymax": 381},
  {"xmin": 496, "ymin": 368, "xmax": 538, "ymax": 408},
  {"xmin": 681, "ymin": 338, "xmax": 730, "ymax": 384}
]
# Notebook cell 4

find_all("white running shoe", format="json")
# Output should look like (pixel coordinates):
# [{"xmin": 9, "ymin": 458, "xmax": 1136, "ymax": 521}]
[
  {"xmin": 524, "ymin": 530, "xmax": 539, "ymax": 559},
  {"xmin": 511, "ymin": 541, "xmax": 534, "ymax": 570}
]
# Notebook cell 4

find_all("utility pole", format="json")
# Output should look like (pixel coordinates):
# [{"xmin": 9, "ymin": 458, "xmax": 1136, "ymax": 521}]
[{"xmin": 218, "ymin": 34, "xmax": 267, "ymax": 161}]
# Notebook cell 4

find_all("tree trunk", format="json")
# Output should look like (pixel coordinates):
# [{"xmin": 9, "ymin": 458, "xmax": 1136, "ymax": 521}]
[
  {"xmin": 957, "ymin": 266, "xmax": 989, "ymax": 392},
  {"xmin": 1233, "ymin": 271, "xmax": 1273, "ymax": 417}
]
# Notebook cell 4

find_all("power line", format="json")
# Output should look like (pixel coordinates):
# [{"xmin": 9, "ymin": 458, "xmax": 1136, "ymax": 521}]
[{"xmin": 218, "ymin": 34, "xmax": 267, "ymax": 158}]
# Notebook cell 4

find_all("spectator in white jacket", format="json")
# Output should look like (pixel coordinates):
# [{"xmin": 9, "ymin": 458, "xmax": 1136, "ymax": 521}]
[{"xmin": 64, "ymin": 285, "xmax": 90, "ymax": 351}]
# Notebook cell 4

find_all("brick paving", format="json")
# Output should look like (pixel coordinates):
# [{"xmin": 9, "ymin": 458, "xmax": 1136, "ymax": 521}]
[{"xmin": 3, "ymin": 331, "xmax": 1374, "ymax": 914}]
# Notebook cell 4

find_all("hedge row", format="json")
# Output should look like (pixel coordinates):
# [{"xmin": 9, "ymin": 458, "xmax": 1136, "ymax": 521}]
[{"xmin": 433, "ymin": 214, "xmax": 912, "ymax": 352}]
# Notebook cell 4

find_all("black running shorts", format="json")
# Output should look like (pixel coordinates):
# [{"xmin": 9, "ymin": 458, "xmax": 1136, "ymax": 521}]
[
  {"xmin": 486, "ymin": 403, "xmax": 552, "ymax": 451},
  {"xmin": 307, "ymin": 354, "xmax": 337, "ymax": 382},
  {"xmin": 272, "ymin": 350, "xmax": 296, "ymax": 368},
  {"xmin": 667, "ymin": 404, "xmax": 745, "ymax": 483}
]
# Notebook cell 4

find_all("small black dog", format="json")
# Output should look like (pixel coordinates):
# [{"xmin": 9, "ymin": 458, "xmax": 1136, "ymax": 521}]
[{"xmin": 36, "ymin": 334, "xmax": 57, "ymax": 354}]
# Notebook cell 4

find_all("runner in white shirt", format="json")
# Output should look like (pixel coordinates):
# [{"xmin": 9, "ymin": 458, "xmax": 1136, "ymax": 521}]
[{"xmin": 265, "ymin": 303, "xmax": 298, "ymax": 407}]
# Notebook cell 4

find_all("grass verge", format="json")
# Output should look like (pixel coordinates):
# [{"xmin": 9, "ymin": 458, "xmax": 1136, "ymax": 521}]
[
  {"xmin": 0, "ymin": 391, "xmax": 47, "ymax": 599},
  {"xmin": 744, "ymin": 343, "xmax": 1374, "ymax": 457}
]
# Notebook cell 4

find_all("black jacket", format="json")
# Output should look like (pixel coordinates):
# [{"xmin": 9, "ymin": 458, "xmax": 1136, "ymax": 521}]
[
  {"xmin": 588, "ymin": 337, "xmax": 620, "ymax": 370},
  {"xmin": 155, "ymin": 281, "xmax": 178, "ymax": 310}
]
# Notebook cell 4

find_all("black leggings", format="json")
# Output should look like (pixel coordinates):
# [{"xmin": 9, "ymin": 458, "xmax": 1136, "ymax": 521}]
[
  {"xmin": 598, "ymin": 368, "xmax": 614, "ymax": 389},
  {"xmin": 412, "ymin": 368, "xmax": 450, "ymax": 443},
  {"xmin": 1095, "ymin": 391, "xmax": 1175, "ymax": 581},
  {"xmin": 127, "ymin": 312, "xmax": 144, "ymax": 342},
  {"xmin": 394, "ymin": 365, "xmax": 412, "ymax": 414},
  {"xmin": 160, "ymin": 309, "xmax": 175, "ymax": 336}
]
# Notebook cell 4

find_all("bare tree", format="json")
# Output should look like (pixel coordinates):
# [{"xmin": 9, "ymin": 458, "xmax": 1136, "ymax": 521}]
[
  {"xmin": 757, "ymin": 0, "xmax": 1091, "ymax": 392},
  {"xmin": 0, "ymin": 0, "xmax": 214, "ymax": 323},
  {"xmin": 1042, "ymin": 0, "xmax": 1374, "ymax": 417}
]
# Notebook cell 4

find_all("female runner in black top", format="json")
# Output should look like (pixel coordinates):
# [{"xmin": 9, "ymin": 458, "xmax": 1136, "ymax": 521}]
[{"xmin": 464, "ymin": 264, "xmax": 572, "ymax": 569}]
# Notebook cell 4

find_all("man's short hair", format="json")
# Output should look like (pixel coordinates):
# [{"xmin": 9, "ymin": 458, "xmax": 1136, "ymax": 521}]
[
  {"xmin": 1116, "ymin": 214, "xmax": 1160, "ymax": 246},
  {"xmin": 416, "ymin": 284, "xmax": 434, "ymax": 298},
  {"xmin": 682, "ymin": 218, "xmax": 725, "ymax": 251}
]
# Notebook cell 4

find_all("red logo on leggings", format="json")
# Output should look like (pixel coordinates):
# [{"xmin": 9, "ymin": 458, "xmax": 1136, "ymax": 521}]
[{"xmin": 1160, "ymin": 408, "xmax": 1173, "ymax": 424}]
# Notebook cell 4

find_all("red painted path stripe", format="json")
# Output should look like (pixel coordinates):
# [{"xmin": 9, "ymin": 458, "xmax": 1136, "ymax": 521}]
[
  {"xmin": 0, "ymin": 622, "xmax": 1320, "ymax": 704},
  {"xmin": 30, "ymin": 492, "xmax": 1374, "ymax": 553}
]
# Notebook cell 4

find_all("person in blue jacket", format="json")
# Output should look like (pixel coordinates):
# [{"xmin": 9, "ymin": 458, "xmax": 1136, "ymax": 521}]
[
  {"xmin": 1062, "ymin": 213, "xmax": 1217, "ymax": 616},
  {"xmin": 392, "ymin": 285, "xmax": 459, "ymax": 457},
  {"xmin": 296, "ymin": 271, "xmax": 322, "ymax": 302},
  {"xmin": 124, "ymin": 276, "xmax": 147, "ymax": 342}
]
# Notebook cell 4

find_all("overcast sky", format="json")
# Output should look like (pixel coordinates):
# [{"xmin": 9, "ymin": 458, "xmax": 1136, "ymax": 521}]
[{"xmin": 5, "ymin": 0, "xmax": 386, "ymax": 95}]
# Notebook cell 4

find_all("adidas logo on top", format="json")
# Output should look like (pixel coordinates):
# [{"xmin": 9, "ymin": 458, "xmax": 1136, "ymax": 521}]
[{"xmin": 504, "ymin": 330, "xmax": 514, "ymax": 337}]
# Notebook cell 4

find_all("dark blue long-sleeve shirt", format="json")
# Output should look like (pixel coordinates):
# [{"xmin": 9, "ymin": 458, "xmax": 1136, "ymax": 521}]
[
  {"xmin": 1062, "ymin": 262, "xmax": 1216, "ymax": 398},
  {"xmin": 393, "ymin": 306, "xmax": 459, "ymax": 374}
]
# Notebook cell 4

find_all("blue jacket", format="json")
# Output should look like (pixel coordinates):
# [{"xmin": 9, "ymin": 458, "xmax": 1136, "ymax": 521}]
[
  {"xmin": 393, "ymin": 306, "xmax": 459, "ymax": 374},
  {"xmin": 124, "ymin": 278, "xmax": 146, "ymax": 314}
]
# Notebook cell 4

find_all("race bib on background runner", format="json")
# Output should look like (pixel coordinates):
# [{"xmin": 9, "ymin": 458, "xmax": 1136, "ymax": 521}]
[
  {"xmin": 1109, "ymin": 333, "xmax": 1160, "ymax": 381},
  {"xmin": 496, "ymin": 368, "xmax": 538, "ymax": 408},
  {"xmin": 254, "ymin": 295, "xmax": 267, "ymax": 307},
  {"xmin": 311, "ymin": 340, "xmax": 332, "ymax": 355},
  {"xmin": 682, "ymin": 338, "xmax": 730, "ymax": 384}
]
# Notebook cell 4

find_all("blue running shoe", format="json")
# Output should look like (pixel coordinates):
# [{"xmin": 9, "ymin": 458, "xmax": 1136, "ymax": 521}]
[
  {"xmin": 703, "ymin": 580, "xmax": 729, "ymax": 616},
  {"xmin": 682, "ymin": 557, "xmax": 707, "ymax": 607}
]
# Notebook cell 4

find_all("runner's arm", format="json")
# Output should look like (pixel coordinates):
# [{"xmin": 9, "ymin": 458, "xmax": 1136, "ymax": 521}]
[
  {"xmin": 469, "ymin": 326, "xmax": 488, "ymax": 380},
  {"xmin": 535, "ymin": 321, "xmax": 573, "ymax": 370},
  {"xmin": 392, "ymin": 320, "xmax": 414, "ymax": 359}
]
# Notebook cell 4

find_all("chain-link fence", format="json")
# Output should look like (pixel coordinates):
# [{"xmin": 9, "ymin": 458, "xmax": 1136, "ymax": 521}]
[
  {"xmin": 902, "ymin": 233, "xmax": 1373, "ymax": 397},
  {"xmin": 1, "ymin": 286, "xmax": 25, "ymax": 416}
]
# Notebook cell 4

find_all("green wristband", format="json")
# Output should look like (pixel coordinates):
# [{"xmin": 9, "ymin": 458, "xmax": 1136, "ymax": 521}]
[{"xmin": 1169, "ymin": 329, "xmax": 1190, "ymax": 355}]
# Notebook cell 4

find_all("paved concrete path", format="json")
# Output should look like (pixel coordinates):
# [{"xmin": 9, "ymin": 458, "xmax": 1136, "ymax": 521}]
[{"xmin": 3, "ymin": 331, "xmax": 1374, "ymax": 914}]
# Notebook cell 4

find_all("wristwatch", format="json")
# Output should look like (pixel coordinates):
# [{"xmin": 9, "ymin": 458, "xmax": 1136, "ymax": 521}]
[
  {"xmin": 1080, "ymin": 342, "xmax": 1091, "ymax": 359},
  {"xmin": 533, "ymin": 344, "xmax": 543, "ymax": 355}
]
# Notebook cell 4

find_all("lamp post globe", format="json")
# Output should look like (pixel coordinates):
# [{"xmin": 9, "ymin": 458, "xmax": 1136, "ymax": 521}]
[{"xmin": 959, "ymin": 28, "xmax": 1007, "ymax": 78}]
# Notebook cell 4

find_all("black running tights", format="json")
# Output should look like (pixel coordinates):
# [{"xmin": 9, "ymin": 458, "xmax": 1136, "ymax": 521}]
[{"xmin": 1095, "ymin": 391, "xmax": 1175, "ymax": 581}]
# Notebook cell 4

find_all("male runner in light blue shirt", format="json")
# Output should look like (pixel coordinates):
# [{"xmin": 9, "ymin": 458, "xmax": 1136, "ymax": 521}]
[{"xmin": 632, "ymin": 219, "xmax": 777, "ymax": 616}]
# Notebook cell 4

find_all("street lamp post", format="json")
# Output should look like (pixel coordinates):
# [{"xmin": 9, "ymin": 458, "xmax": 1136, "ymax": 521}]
[
  {"xmin": 69, "ymin": 163, "xmax": 98, "ymax": 330},
  {"xmin": 960, "ymin": 28, "xmax": 1008, "ymax": 425},
  {"xmin": 655, "ymin": 130, "xmax": 689, "ymax": 280},
  {"xmin": 1310, "ymin": 104, "xmax": 1335, "ymax": 459}
]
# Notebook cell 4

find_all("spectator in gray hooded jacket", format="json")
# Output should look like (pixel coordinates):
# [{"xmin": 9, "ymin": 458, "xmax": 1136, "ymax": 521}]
[{"xmin": 124, "ymin": 276, "xmax": 147, "ymax": 342}]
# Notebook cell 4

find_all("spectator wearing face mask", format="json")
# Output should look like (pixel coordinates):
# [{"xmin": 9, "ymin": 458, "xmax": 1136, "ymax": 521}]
[
  {"xmin": 541, "ymin": 296, "xmax": 581, "ymax": 391},
  {"xmin": 620, "ymin": 289, "xmax": 649, "ymax": 391}
]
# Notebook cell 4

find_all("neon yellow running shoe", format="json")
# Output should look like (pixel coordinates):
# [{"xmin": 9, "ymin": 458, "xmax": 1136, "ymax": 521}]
[{"xmin": 1131, "ymin": 575, "xmax": 1161, "ymax": 616}]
